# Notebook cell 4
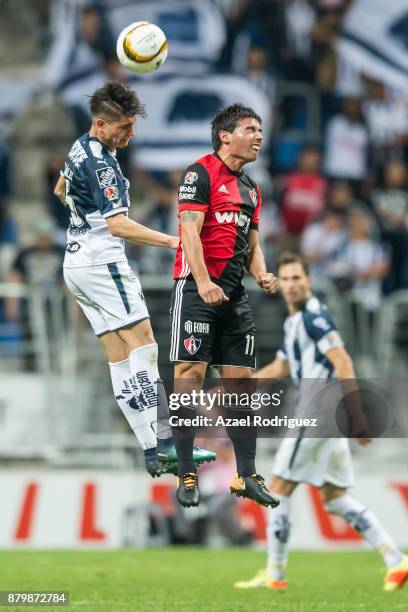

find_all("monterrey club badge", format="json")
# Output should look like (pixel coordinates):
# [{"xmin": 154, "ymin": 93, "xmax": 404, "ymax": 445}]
[
  {"xmin": 184, "ymin": 171, "xmax": 198, "ymax": 185},
  {"xmin": 184, "ymin": 335, "xmax": 201, "ymax": 355}
]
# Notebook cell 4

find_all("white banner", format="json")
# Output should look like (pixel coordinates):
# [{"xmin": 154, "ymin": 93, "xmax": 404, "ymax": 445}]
[
  {"xmin": 59, "ymin": 73, "xmax": 272, "ymax": 171},
  {"xmin": 0, "ymin": 469, "xmax": 406, "ymax": 549},
  {"xmin": 109, "ymin": 0, "xmax": 226, "ymax": 71},
  {"xmin": 43, "ymin": 0, "xmax": 226, "ymax": 88},
  {"xmin": 130, "ymin": 75, "xmax": 271, "ymax": 170},
  {"xmin": 337, "ymin": 0, "xmax": 408, "ymax": 91}
]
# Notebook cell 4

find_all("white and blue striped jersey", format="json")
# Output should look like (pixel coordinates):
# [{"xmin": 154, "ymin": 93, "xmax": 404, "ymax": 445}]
[
  {"xmin": 61, "ymin": 134, "xmax": 130, "ymax": 268},
  {"xmin": 278, "ymin": 296, "xmax": 344, "ymax": 381}
]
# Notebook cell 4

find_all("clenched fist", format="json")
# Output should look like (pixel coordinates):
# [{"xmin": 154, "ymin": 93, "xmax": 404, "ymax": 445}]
[{"xmin": 257, "ymin": 272, "xmax": 279, "ymax": 294}]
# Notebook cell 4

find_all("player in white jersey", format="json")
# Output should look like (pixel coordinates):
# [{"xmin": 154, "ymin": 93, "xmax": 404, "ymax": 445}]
[
  {"xmin": 234, "ymin": 252, "xmax": 407, "ymax": 592},
  {"xmin": 54, "ymin": 81, "xmax": 215, "ymax": 476}
]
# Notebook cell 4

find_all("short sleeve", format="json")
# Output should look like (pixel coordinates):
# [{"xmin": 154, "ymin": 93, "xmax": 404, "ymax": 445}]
[
  {"xmin": 178, "ymin": 163, "xmax": 210, "ymax": 212},
  {"xmin": 303, "ymin": 310, "xmax": 344, "ymax": 355},
  {"xmin": 276, "ymin": 341, "xmax": 288, "ymax": 361},
  {"xmin": 250, "ymin": 185, "xmax": 262, "ymax": 230},
  {"xmin": 88, "ymin": 163, "xmax": 128, "ymax": 218}
]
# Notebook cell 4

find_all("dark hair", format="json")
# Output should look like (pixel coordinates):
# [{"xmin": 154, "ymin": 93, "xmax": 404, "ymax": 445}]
[
  {"xmin": 277, "ymin": 252, "xmax": 309, "ymax": 275},
  {"xmin": 89, "ymin": 81, "xmax": 146, "ymax": 121},
  {"xmin": 211, "ymin": 103, "xmax": 262, "ymax": 151}
]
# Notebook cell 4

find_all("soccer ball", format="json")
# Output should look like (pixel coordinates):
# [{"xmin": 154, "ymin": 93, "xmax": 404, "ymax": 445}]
[{"xmin": 116, "ymin": 21, "xmax": 168, "ymax": 74}]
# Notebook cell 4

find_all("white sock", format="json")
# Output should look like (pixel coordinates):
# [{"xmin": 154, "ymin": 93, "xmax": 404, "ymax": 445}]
[
  {"xmin": 325, "ymin": 495, "xmax": 403, "ymax": 568},
  {"xmin": 128, "ymin": 343, "xmax": 172, "ymax": 440},
  {"xmin": 109, "ymin": 358, "xmax": 156, "ymax": 450},
  {"xmin": 266, "ymin": 494, "xmax": 291, "ymax": 580}
]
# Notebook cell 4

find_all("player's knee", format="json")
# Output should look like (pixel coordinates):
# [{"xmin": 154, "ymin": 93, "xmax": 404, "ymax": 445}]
[{"xmin": 175, "ymin": 362, "xmax": 205, "ymax": 385}]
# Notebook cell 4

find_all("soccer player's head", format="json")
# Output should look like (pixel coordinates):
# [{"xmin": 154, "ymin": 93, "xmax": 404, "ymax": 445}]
[
  {"xmin": 211, "ymin": 103, "xmax": 263, "ymax": 163},
  {"xmin": 89, "ymin": 81, "xmax": 146, "ymax": 149},
  {"xmin": 277, "ymin": 252, "xmax": 311, "ymax": 310}
]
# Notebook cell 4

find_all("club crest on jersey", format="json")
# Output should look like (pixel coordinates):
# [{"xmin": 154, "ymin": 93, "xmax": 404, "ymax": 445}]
[
  {"xmin": 184, "ymin": 335, "xmax": 201, "ymax": 355},
  {"xmin": 104, "ymin": 185, "xmax": 119, "ymax": 200},
  {"xmin": 184, "ymin": 171, "xmax": 198, "ymax": 185},
  {"xmin": 96, "ymin": 166, "xmax": 117, "ymax": 188},
  {"xmin": 249, "ymin": 190, "xmax": 258, "ymax": 206}
]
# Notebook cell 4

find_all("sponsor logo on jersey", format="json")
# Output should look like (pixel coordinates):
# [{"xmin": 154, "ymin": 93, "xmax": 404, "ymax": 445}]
[
  {"xmin": 66, "ymin": 241, "xmax": 81, "ymax": 253},
  {"xmin": 218, "ymin": 184, "xmax": 229, "ymax": 194},
  {"xmin": 249, "ymin": 189, "xmax": 258, "ymax": 206},
  {"xmin": 184, "ymin": 320, "xmax": 210, "ymax": 335},
  {"xmin": 215, "ymin": 210, "xmax": 250, "ymax": 231},
  {"xmin": 184, "ymin": 171, "xmax": 198, "ymax": 185},
  {"xmin": 104, "ymin": 185, "xmax": 119, "ymax": 200},
  {"xmin": 96, "ymin": 166, "xmax": 117, "ymax": 188},
  {"xmin": 184, "ymin": 335, "xmax": 201, "ymax": 355},
  {"xmin": 179, "ymin": 185, "xmax": 197, "ymax": 200}
]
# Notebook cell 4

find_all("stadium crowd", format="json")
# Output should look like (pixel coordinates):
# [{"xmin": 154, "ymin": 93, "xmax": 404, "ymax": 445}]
[{"xmin": 0, "ymin": 0, "xmax": 407, "ymax": 339}]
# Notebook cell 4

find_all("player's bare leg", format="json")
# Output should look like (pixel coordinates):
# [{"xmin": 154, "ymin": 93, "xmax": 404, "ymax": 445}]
[
  {"xmin": 321, "ymin": 483, "xmax": 407, "ymax": 591},
  {"xmin": 234, "ymin": 475, "xmax": 294, "ymax": 589}
]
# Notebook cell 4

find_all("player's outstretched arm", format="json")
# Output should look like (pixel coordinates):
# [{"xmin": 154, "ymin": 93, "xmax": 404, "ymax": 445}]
[
  {"xmin": 107, "ymin": 213, "xmax": 178, "ymax": 249},
  {"xmin": 252, "ymin": 356, "xmax": 290, "ymax": 380},
  {"xmin": 180, "ymin": 210, "xmax": 229, "ymax": 306},
  {"xmin": 246, "ymin": 229, "xmax": 278, "ymax": 294},
  {"xmin": 326, "ymin": 346, "xmax": 372, "ymax": 445}
]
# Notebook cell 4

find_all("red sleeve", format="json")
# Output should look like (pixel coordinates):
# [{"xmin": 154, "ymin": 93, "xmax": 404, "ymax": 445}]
[
  {"xmin": 178, "ymin": 163, "xmax": 210, "ymax": 213},
  {"xmin": 250, "ymin": 185, "xmax": 262, "ymax": 230}
]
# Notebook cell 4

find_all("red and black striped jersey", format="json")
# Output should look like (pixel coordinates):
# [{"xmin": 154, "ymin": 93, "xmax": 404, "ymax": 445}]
[{"xmin": 173, "ymin": 153, "xmax": 262, "ymax": 292}]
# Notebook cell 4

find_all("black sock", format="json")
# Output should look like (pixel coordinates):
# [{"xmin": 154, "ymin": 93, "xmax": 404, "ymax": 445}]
[
  {"xmin": 170, "ymin": 403, "xmax": 196, "ymax": 475},
  {"xmin": 228, "ymin": 436, "xmax": 257, "ymax": 477},
  {"xmin": 225, "ymin": 405, "xmax": 257, "ymax": 477},
  {"xmin": 173, "ymin": 436, "xmax": 195, "ymax": 475}
]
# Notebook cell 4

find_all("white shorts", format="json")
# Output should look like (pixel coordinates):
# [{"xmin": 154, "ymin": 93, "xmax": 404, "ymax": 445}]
[
  {"xmin": 273, "ymin": 435, "xmax": 354, "ymax": 489},
  {"xmin": 64, "ymin": 262, "xmax": 149, "ymax": 336}
]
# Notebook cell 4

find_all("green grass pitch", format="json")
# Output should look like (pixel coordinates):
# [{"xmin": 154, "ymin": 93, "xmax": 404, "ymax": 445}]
[{"xmin": 0, "ymin": 549, "xmax": 407, "ymax": 611}]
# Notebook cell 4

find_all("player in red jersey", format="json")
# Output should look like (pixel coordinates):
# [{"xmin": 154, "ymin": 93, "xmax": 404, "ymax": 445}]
[{"xmin": 169, "ymin": 103, "xmax": 280, "ymax": 508}]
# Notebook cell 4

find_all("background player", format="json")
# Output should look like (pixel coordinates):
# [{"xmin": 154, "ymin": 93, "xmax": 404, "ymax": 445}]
[
  {"xmin": 170, "ymin": 103, "xmax": 280, "ymax": 508},
  {"xmin": 234, "ymin": 252, "xmax": 408, "ymax": 592},
  {"xmin": 55, "ymin": 81, "xmax": 215, "ymax": 478}
]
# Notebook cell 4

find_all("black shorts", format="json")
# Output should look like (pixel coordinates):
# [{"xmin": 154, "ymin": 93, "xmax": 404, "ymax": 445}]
[{"xmin": 169, "ymin": 281, "xmax": 256, "ymax": 369}]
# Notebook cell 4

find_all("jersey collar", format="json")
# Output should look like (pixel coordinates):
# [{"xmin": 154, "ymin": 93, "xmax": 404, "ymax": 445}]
[
  {"xmin": 87, "ymin": 134, "xmax": 111, "ymax": 154},
  {"xmin": 213, "ymin": 152, "xmax": 244, "ymax": 177}
]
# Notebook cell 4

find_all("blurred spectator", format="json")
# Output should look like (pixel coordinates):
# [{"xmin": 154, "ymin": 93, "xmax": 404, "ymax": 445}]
[
  {"xmin": 280, "ymin": 145, "xmax": 327, "ymax": 245},
  {"xmin": 324, "ymin": 96, "xmax": 369, "ymax": 189},
  {"xmin": 372, "ymin": 160, "xmax": 408, "ymax": 293},
  {"xmin": 242, "ymin": 43, "xmax": 276, "ymax": 103},
  {"xmin": 301, "ymin": 208, "xmax": 348, "ymax": 286},
  {"xmin": 46, "ymin": 153, "xmax": 69, "ymax": 246},
  {"xmin": 311, "ymin": 4, "xmax": 344, "ymax": 91},
  {"xmin": 327, "ymin": 180, "xmax": 368, "ymax": 215},
  {"xmin": 222, "ymin": 0, "xmax": 287, "ymax": 74},
  {"xmin": 283, "ymin": 0, "xmax": 316, "ymax": 81},
  {"xmin": 129, "ymin": 170, "xmax": 180, "ymax": 275},
  {"xmin": 362, "ymin": 77, "xmax": 408, "ymax": 172},
  {"xmin": 5, "ymin": 218, "xmax": 64, "ymax": 370},
  {"xmin": 345, "ymin": 210, "xmax": 389, "ymax": 314},
  {"xmin": 80, "ymin": 5, "xmax": 116, "ymax": 65},
  {"xmin": 0, "ymin": 208, "xmax": 17, "ymax": 282}
]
